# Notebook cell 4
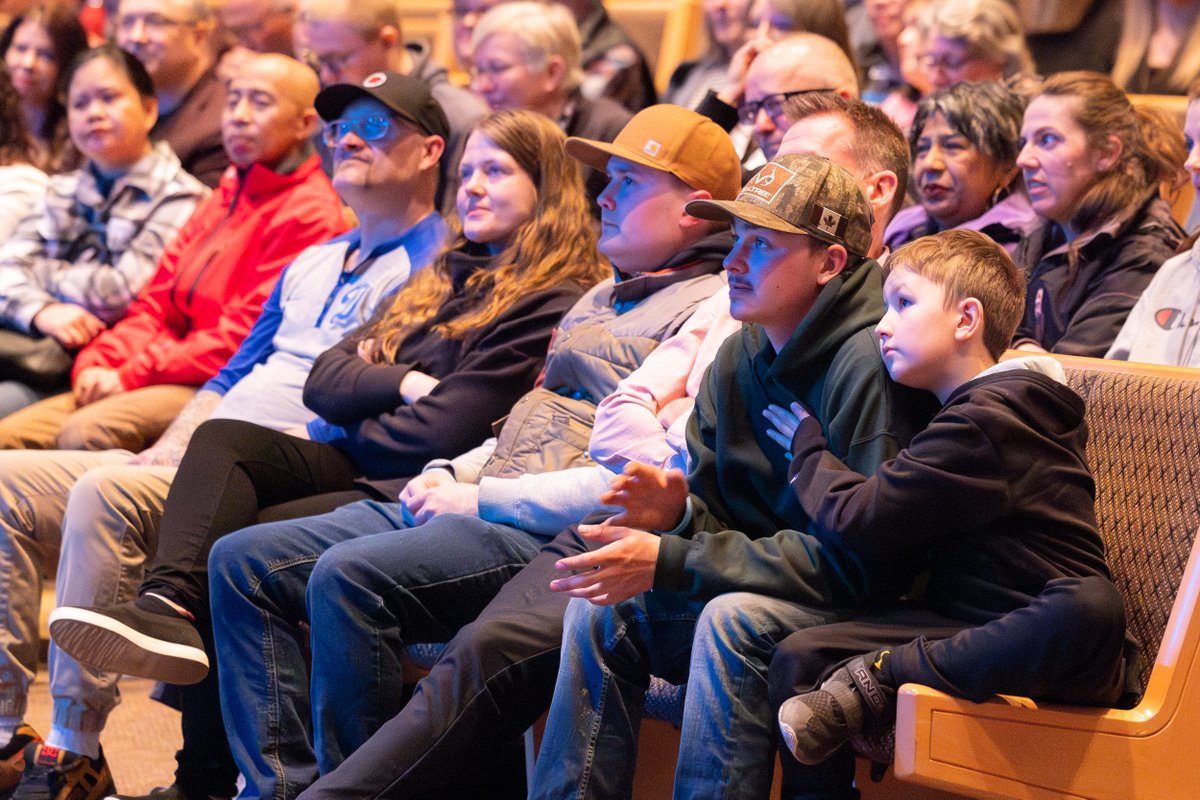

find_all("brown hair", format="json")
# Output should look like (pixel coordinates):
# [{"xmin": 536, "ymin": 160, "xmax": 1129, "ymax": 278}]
[
  {"xmin": 362, "ymin": 109, "xmax": 605, "ymax": 358},
  {"xmin": 1034, "ymin": 71, "xmax": 1181, "ymax": 236},
  {"xmin": 888, "ymin": 228, "xmax": 1025, "ymax": 358},
  {"xmin": 782, "ymin": 91, "xmax": 909, "ymax": 220},
  {"xmin": 0, "ymin": 2, "xmax": 88, "ymax": 139},
  {"xmin": 0, "ymin": 68, "xmax": 34, "ymax": 166}
]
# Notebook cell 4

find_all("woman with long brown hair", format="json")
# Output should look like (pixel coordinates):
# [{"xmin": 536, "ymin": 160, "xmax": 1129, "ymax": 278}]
[
  {"xmin": 1013, "ymin": 71, "xmax": 1185, "ymax": 355},
  {"xmin": 0, "ymin": 2, "xmax": 88, "ymax": 171},
  {"xmin": 0, "ymin": 65, "xmax": 47, "ymax": 241}
]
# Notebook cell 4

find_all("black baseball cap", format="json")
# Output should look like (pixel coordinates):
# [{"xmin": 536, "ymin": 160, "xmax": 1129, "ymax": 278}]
[{"xmin": 315, "ymin": 71, "xmax": 450, "ymax": 140}]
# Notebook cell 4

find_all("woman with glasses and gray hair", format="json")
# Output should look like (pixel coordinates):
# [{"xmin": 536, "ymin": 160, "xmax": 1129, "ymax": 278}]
[
  {"xmin": 885, "ymin": 80, "xmax": 1038, "ymax": 255},
  {"xmin": 914, "ymin": 0, "xmax": 1036, "ymax": 93},
  {"xmin": 468, "ymin": 0, "xmax": 630, "ymax": 207}
]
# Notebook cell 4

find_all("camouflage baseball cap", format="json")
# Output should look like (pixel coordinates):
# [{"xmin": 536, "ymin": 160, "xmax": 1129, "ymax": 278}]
[{"xmin": 686, "ymin": 153, "xmax": 874, "ymax": 257}]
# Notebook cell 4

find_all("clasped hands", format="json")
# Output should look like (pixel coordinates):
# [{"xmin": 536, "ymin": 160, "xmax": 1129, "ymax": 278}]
[{"xmin": 549, "ymin": 462, "xmax": 688, "ymax": 606}]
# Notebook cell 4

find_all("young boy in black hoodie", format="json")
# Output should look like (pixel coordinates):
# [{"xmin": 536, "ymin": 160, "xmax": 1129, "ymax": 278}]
[{"xmin": 772, "ymin": 229, "xmax": 1135, "ymax": 783}]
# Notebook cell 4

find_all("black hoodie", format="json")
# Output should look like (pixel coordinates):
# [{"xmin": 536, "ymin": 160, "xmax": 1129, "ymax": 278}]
[
  {"xmin": 654, "ymin": 258, "xmax": 940, "ymax": 605},
  {"xmin": 787, "ymin": 363, "xmax": 1110, "ymax": 624}
]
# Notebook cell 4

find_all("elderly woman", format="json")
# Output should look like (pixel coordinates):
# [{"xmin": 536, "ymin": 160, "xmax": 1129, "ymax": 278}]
[
  {"xmin": 885, "ymin": 81, "xmax": 1037, "ymax": 255},
  {"xmin": 1013, "ymin": 71, "xmax": 1184, "ymax": 356},
  {"xmin": 469, "ymin": 0, "xmax": 630, "ymax": 205},
  {"xmin": 916, "ymin": 0, "xmax": 1036, "ymax": 92}
]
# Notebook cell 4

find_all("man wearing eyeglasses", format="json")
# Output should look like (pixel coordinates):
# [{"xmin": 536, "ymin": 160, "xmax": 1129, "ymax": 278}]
[
  {"xmin": 695, "ymin": 32, "xmax": 860, "ymax": 164},
  {"xmin": 115, "ymin": 0, "xmax": 228, "ymax": 187},
  {"xmin": 294, "ymin": 0, "xmax": 485, "ymax": 215}
]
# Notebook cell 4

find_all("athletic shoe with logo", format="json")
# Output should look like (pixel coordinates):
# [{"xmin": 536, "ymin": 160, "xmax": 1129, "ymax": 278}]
[
  {"xmin": 0, "ymin": 726, "xmax": 43, "ymax": 799},
  {"xmin": 49, "ymin": 595, "xmax": 208, "ymax": 685},
  {"xmin": 12, "ymin": 743, "xmax": 113, "ymax": 800},
  {"xmin": 777, "ymin": 653, "xmax": 895, "ymax": 765}
]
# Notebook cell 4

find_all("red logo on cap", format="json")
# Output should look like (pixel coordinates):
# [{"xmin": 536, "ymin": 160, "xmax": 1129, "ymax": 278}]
[{"xmin": 363, "ymin": 72, "xmax": 387, "ymax": 88}]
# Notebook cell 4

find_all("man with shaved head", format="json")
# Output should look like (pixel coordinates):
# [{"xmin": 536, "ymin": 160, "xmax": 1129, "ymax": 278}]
[
  {"xmin": 698, "ymin": 32, "xmax": 861, "ymax": 161},
  {"xmin": 0, "ymin": 53, "xmax": 347, "ymax": 800}
]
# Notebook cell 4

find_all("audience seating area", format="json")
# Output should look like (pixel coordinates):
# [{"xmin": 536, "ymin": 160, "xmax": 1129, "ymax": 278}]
[{"xmin": 895, "ymin": 355, "xmax": 1200, "ymax": 799}]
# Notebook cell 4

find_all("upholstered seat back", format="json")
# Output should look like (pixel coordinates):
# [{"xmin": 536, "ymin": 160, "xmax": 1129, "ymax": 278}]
[{"xmin": 1064, "ymin": 364, "xmax": 1200, "ymax": 693}]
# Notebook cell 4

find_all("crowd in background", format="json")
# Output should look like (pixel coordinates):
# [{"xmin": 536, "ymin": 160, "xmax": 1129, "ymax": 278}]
[{"xmin": 0, "ymin": 0, "xmax": 1196, "ymax": 798}]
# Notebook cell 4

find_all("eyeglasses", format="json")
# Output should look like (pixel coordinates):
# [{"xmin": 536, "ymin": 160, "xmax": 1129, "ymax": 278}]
[
  {"xmin": 116, "ymin": 12, "xmax": 192, "ymax": 34},
  {"xmin": 920, "ymin": 52, "xmax": 973, "ymax": 71},
  {"xmin": 303, "ymin": 48, "xmax": 358, "ymax": 77},
  {"xmin": 738, "ymin": 88, "xmax": 836, "ymax": 126},
  {"xmin": 322, "ymin": 115, "xmax": 394, "ymax": 147},
  {"xmin": 470, "ymin": 61, "xmax": 517, "ymax": 81}
]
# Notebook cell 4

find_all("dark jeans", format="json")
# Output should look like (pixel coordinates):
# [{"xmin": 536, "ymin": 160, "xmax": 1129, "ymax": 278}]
[
  {"xmin": 146, "ymin": 419, "xmax": 377, "ymax": 797},
  {"xmin": 768, "ymin": 576, "xmax": 1131, "ymax": 800},
  {"xmin": 144, "ymin": 418, "xmax": 370, "ymax": 612},
  {"xmin": 297, "ymin": 525, "xmax": 594, "ymax": 799}
]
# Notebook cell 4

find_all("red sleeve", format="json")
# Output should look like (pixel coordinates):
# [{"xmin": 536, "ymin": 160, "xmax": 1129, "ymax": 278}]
[
  {"xmin": 70, "ymin": 192, "xmax": 218, "ymax": 379},
  {"xmin": 73, "ymin": 180, "xmax": 348, "ymax": 387}
]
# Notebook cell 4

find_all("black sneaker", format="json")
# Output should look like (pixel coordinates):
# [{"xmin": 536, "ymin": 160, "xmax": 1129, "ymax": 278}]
[
  {"xmin": 12, "ymin": 743, "xmax": 114, "ymax": 800},
  {"xmin": 48, "ymin": 595, "xmax": 208, "ymax": 685},
  {"xmin": 778, "ymin": 654, "xmax": 893, "ymax": 765},
  {"xmin": 0, "ymin": 726, "xmax": 43, "ymax": 798},
  {"xmin": 104, "ymin": 784, "xmax": 230, "ymax": 800}
]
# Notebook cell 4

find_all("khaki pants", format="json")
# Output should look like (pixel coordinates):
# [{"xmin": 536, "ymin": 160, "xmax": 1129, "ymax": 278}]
[
  {"xmin": 0, "ymin": 386, "xmax": 196, "ymax": 451},
  {"xmin": 0, "ymin": 449, "xmax": 175, "ymax": 747}
]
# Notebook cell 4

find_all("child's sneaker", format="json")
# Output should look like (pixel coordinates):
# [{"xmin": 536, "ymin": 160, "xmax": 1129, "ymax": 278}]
[
  {"xmin": 12, "ymin": 742, "xmax": 114, "ymax": 800},
  {"xmin": 778, "ymin": 653, "xmax": 894, "ymax": 765},
  {"xmin": 0, "ymin": 726, "xmax": 43, "ymax": 798}
]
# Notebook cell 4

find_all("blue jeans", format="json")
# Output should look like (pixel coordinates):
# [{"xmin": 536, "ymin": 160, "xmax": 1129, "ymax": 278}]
[
  {"xmin": 0, "ymin": 380, "xmax": 44, "ymax": 418},
  {"xmin": 531, "ymin": 591, "xmax": 838, "ymax": 800},
  {"xmin": 208, "ymin": 503, "xmax": 547, "ymax": 800}
]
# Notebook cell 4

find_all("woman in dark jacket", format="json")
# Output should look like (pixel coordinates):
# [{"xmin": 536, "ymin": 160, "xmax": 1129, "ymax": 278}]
[{"xmin": 1012, "ymin": 71, "xmax": 1184, "ymax": 356}]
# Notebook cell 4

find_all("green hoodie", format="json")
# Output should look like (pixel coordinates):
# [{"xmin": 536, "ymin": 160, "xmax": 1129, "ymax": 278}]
[{"xmin": 655, "ymin": 258, "xmax": 939, "ymax": 606}]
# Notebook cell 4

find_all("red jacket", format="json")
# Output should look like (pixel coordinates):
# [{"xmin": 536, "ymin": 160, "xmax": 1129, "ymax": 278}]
[{"xmin": 73, "ymin": 154, "xmax": 348, "ymax": 389}]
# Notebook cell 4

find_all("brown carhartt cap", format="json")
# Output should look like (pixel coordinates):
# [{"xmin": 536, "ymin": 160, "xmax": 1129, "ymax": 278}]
[
  {"xmin": 686, "ymin": 153, "xmax": 874, "ymax": 257},
  {"xmin": 565, "ymin": 104, "xmax": 741, "ymax": 201}
]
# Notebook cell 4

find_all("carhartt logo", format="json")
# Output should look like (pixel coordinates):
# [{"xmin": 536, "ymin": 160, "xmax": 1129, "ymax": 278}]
[
  {"xmin": 816, "ymin": 206, "xmax": 842, "ymax": 235},
  {"xmin": 643, "ymin": 139, "xmax": 662, "ymax": 157},
  {"xmin": 743, "ymin": 162, "xmax": 796, "ymax": 204},
  {"xmin": 363, "ymin": 73, "xmax": 387, "ymax": 88}
]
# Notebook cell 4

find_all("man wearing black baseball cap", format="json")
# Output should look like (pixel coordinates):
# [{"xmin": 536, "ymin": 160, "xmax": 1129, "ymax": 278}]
[
  {"xmin": 313, "ymin": 69, "xmax": 462, "ymax": 212},
  {"xmin": 314, "ymin": 71, "xmax": 448, "ymax": 238}
]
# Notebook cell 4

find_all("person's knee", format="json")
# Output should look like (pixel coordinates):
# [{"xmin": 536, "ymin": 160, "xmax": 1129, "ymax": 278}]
[
  {"xmin": 1047, "ymin": 575, "xmax": 1126, "ymax": 638},
  {"xmin": 767, "ymin": 635, "xmax": 828, "ymax": 710},
  {"xmin": 208, "ymin": 531, "xmax": 258, "ymax": 598},
  {"xmin": 694, "ymin": 593, "xmax": 757, "ymax": 643},
  {"xmin": 56, "ymin": 413, "xmax": 126, "ymax": 451}
]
